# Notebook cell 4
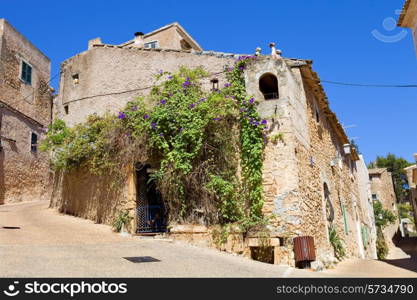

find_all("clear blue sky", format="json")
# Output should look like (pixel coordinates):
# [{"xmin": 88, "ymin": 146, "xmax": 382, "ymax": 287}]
[{"xmin": 2, "ymin": 0, "xmax": 416, "ymax": 163}]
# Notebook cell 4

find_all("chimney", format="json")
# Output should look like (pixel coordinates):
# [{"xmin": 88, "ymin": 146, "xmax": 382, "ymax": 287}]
[
  {"xmin": 413, "ymin": 153, "xmax": 417, "ymax": 162},
  {"xmin": 88, "ymin": 37, "xmax": 102, "ymax": 50},
  {"xmin": 134, "ymin": 32, "xmax": 144, "ymax": 47}
]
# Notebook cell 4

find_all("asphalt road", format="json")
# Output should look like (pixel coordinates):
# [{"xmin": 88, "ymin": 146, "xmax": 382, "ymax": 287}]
[{"xmin": 0, "ymin": 201, "xmax": 416, "ymax": 278}]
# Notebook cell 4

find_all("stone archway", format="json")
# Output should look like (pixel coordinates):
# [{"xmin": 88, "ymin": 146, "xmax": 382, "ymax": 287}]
[{"xmin": 259, "ymin": 73, "xmax": 279, "ymax": 100}]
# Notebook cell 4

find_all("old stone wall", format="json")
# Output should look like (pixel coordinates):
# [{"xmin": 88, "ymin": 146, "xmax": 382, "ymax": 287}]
[
  {"xmin": 55, "ymin": 47, "xmax": 235, "ymax": 127},
  {"xmin": 50, "ymin": 167, "xmax": 137, "ymax": 231},
  {"xmin": 0, "ymin": 19, "xmax": 52, "ymax": 204},
  {"xmin": 0, "ymin": 108, "xmax": 50, "ymax": 204},
  {"xmin": 405, "ymin": 164, "xmax": 417, "ymax": 228},
  {"xmin": 370, "ymin": 169, "xmax": 397, "ymax": 210},
  {"xmin": 244, "ymin": 57, "xmax": 368, "ymax": 265},
  {"xmin": 295, "ymin": 82, "xmax": 367, "ymax": 263},
  {"xmin": 356, "ymin": 155, "xmax": 378, "ymax": 258},
  {"xmin": 369, "ymin": 169, "xmax": 399, "ymax": 246},
  {"xmin": 0, "ymin": 19, "xmax": 51, "ymax": 125}
]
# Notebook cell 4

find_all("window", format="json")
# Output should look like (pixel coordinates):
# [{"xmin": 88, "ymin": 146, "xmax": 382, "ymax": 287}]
[
  {"xmin": 259, "ymin": 73, "xmax": 279, "ymax": 100},
  {"xmin": 180, "ymin": 39, "xmax": 192, "ymax": 50},
  {"xmin": 144, "ymin": 41, "xmax": 159, "ymax": 49},
  {"xmin": 30, "ymin": 132, "xmax": 38, "ymax": 153},
  {"xmin": 210, "ymin": 78, "xmax": 219, "ymax": 91},
  {"xmin": 72, "ymin": 74, "xmax": 79, "ymax": 85},
  {"xmin": 372, "ymin": 194, "xmax": 378, "ymax": 201},
  {"xmin": 64, "ymin": 105, "xmax": 69, "ymax": 114},
  {"xmin": 21, "ymin": 61, "xmax": 32, "ymax": 85}
]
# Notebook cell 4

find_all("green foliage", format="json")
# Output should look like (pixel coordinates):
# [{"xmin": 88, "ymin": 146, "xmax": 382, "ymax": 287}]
[
  {"xmin": 376, "ymin": 226, "xmax": 388, "ymax": 260},
  {"xmin": 211, "ymin": 224, "xmax": 233, "ymax": 248},
  {"xmin": 373, "ymin": 201, "xmax": 397, "ymax": 228},
  {"xmin": 225, "ymin": 56, "xmax": 265, "ymax": 220},
  {"xmin": 398, "ymin": 203, "xmax": 415, "ymax": 224},
  {"xmin": 112, "ymin": 210, "xmax": 132, "ymax": 232},
  {"xmin": 269, "ymin": 132, "xmax": 284, "ymax": 144},
  {"xmin": 373, "ymin": 201, "xmax": 396, "ymax": 260},
  {"xmin": 205, "ymin": 175, "xmax": 242, "ymax": 223},
  {"xmin": 41, "ymin": 115, "xmax": 123, "ymax": 174},
  {"xmin": 350, "ymin": 139, "xmax": 360, "ymax": 154},
  {"xmin": 328, "ymin": 225, "xmax": 346, "ymax": 260},
  {"xmin": 43, "ymin": 60, "xmax": 267, "ymax": 226},
  {"xmin": 368, "ymin": 153, "xmax": 412, "ymax": 201},
  {"xmin": 40, "ymin": 119, "xmax": 69, "ymax": 150}
]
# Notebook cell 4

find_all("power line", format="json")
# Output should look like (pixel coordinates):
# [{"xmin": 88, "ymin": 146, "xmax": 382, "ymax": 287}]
[
  {"xmin": 63, "ymin": 70, "xmax": 227, "ymax": 105},
  {"xmin": 63, "ymin": 71, "xmax": 417, "ymax": 105},
  {"xmin": 306, "ymin": 76, "xmax": 417, "ymax": 88},
  {"xmin": 21, "ymin": 72, "xmax": 61, "ymax": 103}
]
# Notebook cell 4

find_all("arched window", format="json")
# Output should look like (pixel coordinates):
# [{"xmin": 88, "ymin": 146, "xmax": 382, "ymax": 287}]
[
  {"xmin": 259, "ymin": 73, "xmax": 279, "ymax": 100},
  {"xmin": 324, "ymin": 183, "xmax": 334, "ymax": 222}
]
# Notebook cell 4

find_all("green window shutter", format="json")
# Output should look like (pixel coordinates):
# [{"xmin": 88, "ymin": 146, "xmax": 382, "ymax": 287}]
[
  {"xmin": 342, "ymin": 205, "xmax": 348, "ymax": 235},
  {"xmin": 27, "ymin": 64, "xmax": 32, "ymax": 84},
  {"xmin": 21, "ymin": 62, "xmax": 32, "ymax": 84},
  {"xmin": 21, "ymin": 63, "xmax": 27, "ymax": 81},
  {"xmin": 361, "ymin": 225, "xmax": 369, "ymax": 248}
]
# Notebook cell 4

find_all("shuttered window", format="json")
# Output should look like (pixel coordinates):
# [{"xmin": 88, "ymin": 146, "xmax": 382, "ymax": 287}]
[
  {"xmin": 30, "ymin": 132, "xmax": 38, "ymax": 153},
  {"xmin": 21, "ymin": 61, "xmax": 32, "ymax": 85},
  {"xmin": 361, "ymin": 225, "xmax": 369, "ymax": 249}
]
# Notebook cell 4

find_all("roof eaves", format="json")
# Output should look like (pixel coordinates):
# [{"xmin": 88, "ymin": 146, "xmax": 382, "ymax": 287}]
[
  {"xmin": 398, "ymin": 0, "xmax": 412, "ymax": 27},
  {"xmin": 299, "ymin": 62, "xmax": 360, "ymax": 161}
]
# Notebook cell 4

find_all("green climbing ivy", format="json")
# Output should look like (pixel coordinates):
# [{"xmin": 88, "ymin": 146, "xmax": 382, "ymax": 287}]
[{"xmin": 42, "ymin": 57, "xmax": 267, "ymax": 226}]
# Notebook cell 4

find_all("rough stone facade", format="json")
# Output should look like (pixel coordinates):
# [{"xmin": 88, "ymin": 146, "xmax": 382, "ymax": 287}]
[
  {"xmin": 51, "ymin": 24, "xmax": 377, "ymax": 267},
  {"xmin": 54, "ymin": 48, "xmax": 234, "ymax": 127},
  {"xmin": 369, "ymin": 168, "xmax": 399, "ymax": 246},
  {"xmin": 0, "ymin": 19, "xmax": 52, "ymax": 204},
  {"xmin": 356, "ymin": 155, "xmax": 378, "ymax": 259},
  {"xmin": 405, "ymin": 154, "xmax": 417, "ymax": 228}
]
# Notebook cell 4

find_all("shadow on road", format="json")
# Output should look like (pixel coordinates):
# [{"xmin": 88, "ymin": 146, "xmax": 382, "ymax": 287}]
[{"xmin": 381, "ymin": 237, "xmax": 417, "ymax": 274}]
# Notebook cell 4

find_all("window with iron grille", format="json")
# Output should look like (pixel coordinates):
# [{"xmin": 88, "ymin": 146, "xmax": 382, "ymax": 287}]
[
  {"xmin": 21, "ymin": 61, "xmax": 32, "ymax": 85},
  {"xmin": 30, "ymin": 132, "xmax": 38, "ymax": 153}
]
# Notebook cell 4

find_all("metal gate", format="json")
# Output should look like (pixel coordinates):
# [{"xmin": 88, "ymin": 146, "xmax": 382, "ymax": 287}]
[
  {"xmin": 136, "ymin": 163, "xmax": 166, "ymax": 233},
  {"xmin": 136, "ymin": 205, "xmax": 166, "ymax": 233}
]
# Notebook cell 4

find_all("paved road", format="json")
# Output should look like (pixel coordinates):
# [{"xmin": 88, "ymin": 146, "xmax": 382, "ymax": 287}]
[{"xmin": 0, "ymin": 201, "xmax": 416, "ymax": 278}]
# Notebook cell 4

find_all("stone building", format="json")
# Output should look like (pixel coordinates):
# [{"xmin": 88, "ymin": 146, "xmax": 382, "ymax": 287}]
[
  {"xmin": 0, "ymin": 19, "xmax": 52, "ymax": 204},
  {"xmin": 398, "ymin": 0, "xmax": 417, "ymax": 55},
  {"xmin": 369, "ymin": 168, "xmax": 399, "ymax": 245},
  {"xmin": 404, "ymin": 154, "xmax": 417, "ymax": 228},
  {"xmin": 355, "ymin": 155, "xmax": 378, "ymax": 259},
  {"xmin": 51, "ymin": 23, "xmax": 376, "ymax": 267}
]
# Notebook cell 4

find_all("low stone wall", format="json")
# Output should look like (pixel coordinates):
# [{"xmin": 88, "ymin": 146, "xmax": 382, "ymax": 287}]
[
  {"xmin": 168, "ymin": 224, "xmax": 298, "ymax": 266},
  {"xmin": 50, "ymin": 167, "xmax": 136, "ymax": 230}
]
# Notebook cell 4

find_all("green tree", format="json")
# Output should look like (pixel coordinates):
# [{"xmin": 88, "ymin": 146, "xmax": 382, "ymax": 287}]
[
  {"xmin": 398, "ymin": 203, "xmax": 415, "ymax": 224},
  {"xmin": 350, "ymin": 139, "xmax": 360, "ymax": 154},
  {"xmin": 368, "ymin": 153, "xmax": 412, "ymax": 201},
  {"xmin": 373, "ymin": 201, "xmax": 397, "ymax": 228},
  {"xmin": 373, "ymin": 201, "xmax": 396, "ymax": 260}
]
